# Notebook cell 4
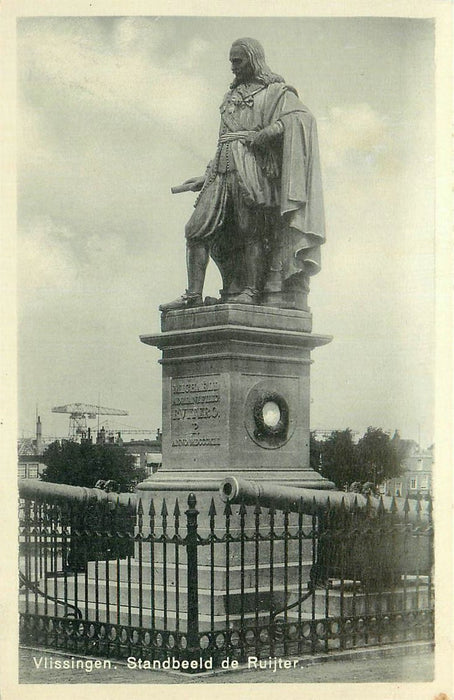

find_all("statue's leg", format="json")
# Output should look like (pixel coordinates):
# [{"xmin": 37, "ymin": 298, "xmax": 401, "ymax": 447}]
[
  {"xmin": 187, "ymin": 241, "xmax": 209, "ymax": 296},
  {"xmin": 210, "ymin": 196, "xmax": 242, "ymax": 299},
  {"xmin": 159, "ymin": 240, "xmax": 208, "ymax": 312},
  {"xmin": 244, "ymin": 238, "xmax": 264, "ymax": 294},
  {"xmin": 227, "ymin": 181, "xmax": 264, "ymax": 304},
  {"xmin": 159, "ymin": 175, "xmax": 225, "ymax": 312},
  {"xmin": 262, "ymin": 210, "xmax": 283, "ymax": 293}
]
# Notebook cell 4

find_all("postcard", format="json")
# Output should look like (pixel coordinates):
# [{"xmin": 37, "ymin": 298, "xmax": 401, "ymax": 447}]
[{"xmin": 1, "ymin": 1, "xmax": 452, "ymax": 699}]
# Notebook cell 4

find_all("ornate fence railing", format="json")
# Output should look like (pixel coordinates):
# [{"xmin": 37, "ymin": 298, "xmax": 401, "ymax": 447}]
[{"xmin": 19, "ymin": 482, "xmax": 434, "ymax": 673}]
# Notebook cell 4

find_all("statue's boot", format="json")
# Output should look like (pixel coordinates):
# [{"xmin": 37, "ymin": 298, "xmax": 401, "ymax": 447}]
[
  {"xmin": 159, "ymin": 242, "xmax": 208, "ymax": 312},
  {"xmin": 228, "ymin": 239, "xmax": 262, "ymax": 305},
  {"xmin": 228, "ymin": 286, "xmax": 258, "ymax": 305},
  {"xmin": 159, "ymin": 290, "xmax": 203, "ymax": 313}
]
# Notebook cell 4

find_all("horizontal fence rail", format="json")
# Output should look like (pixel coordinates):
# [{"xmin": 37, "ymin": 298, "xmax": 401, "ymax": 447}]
[{"xmin": 19, "ymin": 480, "xmax": 434, "ymax": 673}]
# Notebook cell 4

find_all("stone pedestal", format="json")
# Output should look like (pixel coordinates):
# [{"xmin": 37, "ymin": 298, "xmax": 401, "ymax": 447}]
[
  {"xmin": 139, "ymin": 303, "xmax": 332, "ymax": 494},
  {"xmin": 137, "ymin": 303, "xmax": 332, "ymax": 629}
]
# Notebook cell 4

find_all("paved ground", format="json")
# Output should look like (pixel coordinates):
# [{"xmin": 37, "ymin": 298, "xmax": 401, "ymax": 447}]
[{"xmin": 19, "ymin": 643, "xmax": 434, "ymax": 684}]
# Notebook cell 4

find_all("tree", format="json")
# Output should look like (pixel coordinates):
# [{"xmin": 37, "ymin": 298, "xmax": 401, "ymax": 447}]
[
  {"xmin": 318, "ymin": 429, "xmax": 357, "ymax": 490},
  {"xmin": 310, "ymin": 427, "xmax": 405, "ymax": 490},
  {"xmin": 309, "ymin": 431, "xmax": 323, "ymax": 473},
  {"xmin": 356, "ymin": 427, "xmax": 404, "ymax": 486},
  {"xmin": 40, "ymin": 440, "xmax": 148, "ymax": 491}
]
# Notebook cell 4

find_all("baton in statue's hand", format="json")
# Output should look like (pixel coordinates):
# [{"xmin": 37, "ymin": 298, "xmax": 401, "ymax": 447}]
[{"xmin": 171, "ymin": 175, "xmax": 205, "ymax": 194}]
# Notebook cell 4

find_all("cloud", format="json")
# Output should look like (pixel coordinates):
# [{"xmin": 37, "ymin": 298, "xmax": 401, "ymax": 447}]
[
  {"xmin": 19, "ymin": 217, "xmax": 77, "ymax": 294},
  {"xmin": 19, "ymin": 212, "xmax": 152, "ymax": 302},
  {"xmin": 319, "ymin": 103, "xmax": 393, "ymax": 174},
  {"xmin": 18, "ymin": 18, "xmax": 214, "ymax": 142}
]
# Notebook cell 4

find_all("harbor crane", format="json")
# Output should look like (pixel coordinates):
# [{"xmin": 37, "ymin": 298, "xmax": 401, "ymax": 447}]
[{"xmin": 51, "ymin": 402, "xmax": 128, "ymax": 440}]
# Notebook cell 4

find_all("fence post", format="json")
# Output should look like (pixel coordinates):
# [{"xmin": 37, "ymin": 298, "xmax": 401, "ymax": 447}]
[{"xmin": 185, "ymin": 493, "xmax": 199, "ymax": 666}]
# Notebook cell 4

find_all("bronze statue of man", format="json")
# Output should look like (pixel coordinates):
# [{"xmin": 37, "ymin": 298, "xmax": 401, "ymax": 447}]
[{"xmin": 160, "ymin": 37, "xmax": 325, "ymax": 312}]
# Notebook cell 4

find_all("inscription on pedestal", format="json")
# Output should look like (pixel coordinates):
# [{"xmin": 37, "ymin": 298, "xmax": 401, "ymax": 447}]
[{"xmin": 170, "ymin": 375, "xmax": 224, "ymax": 448}]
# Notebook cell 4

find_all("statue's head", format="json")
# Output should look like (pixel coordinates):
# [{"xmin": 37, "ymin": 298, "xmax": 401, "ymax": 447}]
[
  {"xmin": 229, "ymin": 38, "xmax": 284, "ymax": 87},
  {"xmin": 229, "ymin": 44, "xmax": 255, "ymax": 84}
]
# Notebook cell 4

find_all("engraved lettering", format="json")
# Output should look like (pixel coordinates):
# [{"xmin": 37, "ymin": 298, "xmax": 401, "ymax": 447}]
[
  {"xmin": 173, "ymin": 393, "xmax": 219, "ymax": 406},
  {"xmin": 171, "ymin": 436, "xmax": 221, "ymax": 447},
  {"xmin": 172, "ymin": 403, "xmax": 220, "ymax": 421},
  {"xmin": 172, "ymin": 380, "xmax": 220, "ymax": 394},
  {"xmin": 171, "ymin": 376, "xmax": 222, "ymax": 448}
]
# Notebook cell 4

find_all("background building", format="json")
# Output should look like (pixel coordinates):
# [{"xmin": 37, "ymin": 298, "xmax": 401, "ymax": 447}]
[
  {"xmin": 384, "ymin": 442, "xmax": 434, "ymax": 498},
  {"xmin": 17, "ymin": 455, "xmax": 46, "ymax": 480},
  {"xmin": 122, "ymin": 429, "xmax": 162, "ymax": 477},
  {"xmin": 17, "ymin": 416, "xmax": 47, "ymax": 479}
]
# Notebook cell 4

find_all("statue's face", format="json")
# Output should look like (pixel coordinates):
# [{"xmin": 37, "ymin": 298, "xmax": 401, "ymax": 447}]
[{"xmin": 229, "ymin": 45, "xmax": 254, "ymax": 82}]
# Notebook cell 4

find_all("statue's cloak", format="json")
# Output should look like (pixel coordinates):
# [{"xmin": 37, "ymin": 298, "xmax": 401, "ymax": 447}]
[
  {"xmin": 237, "ymin": 83, "xmax": 326, "ymax": 278},
  {"xmin": 273, "ymin": 85, "xmax": 325, "ymax": 277}
]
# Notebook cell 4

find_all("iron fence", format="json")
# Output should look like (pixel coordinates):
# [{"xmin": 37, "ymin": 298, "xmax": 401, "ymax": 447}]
[{"xmin": 19, "ymin": 487, "xmax": 434, "ymax": 673}]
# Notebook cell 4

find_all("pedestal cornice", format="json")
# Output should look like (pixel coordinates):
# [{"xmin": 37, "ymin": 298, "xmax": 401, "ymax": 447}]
[
  {"xmin": 140, "ymin": 303, "xmax": 332, "ymax": 356},
  {"xmin": 141, "ymin": 324, "xmax": 332, "ymax": 352}
]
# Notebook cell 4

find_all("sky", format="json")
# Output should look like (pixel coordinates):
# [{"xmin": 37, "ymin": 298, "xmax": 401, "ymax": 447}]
[{"xmin": 16, "ymin": 15, "xmax": 436, "ymax": 445}]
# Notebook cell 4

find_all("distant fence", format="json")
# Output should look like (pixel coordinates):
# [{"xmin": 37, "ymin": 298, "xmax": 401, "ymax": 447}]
[{"xmin": 19, "ymin": 483, "xmax": 434, "ymax": 672}]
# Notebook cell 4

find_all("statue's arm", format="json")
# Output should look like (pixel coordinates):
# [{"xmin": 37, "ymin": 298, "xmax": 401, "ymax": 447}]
[
  {"xmin": 171, "ymin": 161, "xmax": 213, "ymax": 194},
  {"xmin": 249, "ymin": 120, "xmax": 284, "ymax": 149}
]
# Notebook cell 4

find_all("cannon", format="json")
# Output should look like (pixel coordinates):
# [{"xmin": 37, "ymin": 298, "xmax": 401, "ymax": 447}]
[
  {"xmin": 220, "ymin": 476, "xmax": 433, "ymax": 588},
  {"xmin": 219, "ymin": 476, "xmax": 431, "ymax": 524},
  {"xmin": 19, "ymin": 479, "xmax": 137, "ymax": 571},
  {"xmin": 18, "ymin": 479, "xmax": 137, "ymax": 508}
]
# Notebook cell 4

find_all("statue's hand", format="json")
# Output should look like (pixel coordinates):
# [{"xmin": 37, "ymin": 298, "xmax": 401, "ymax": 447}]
[
  {"xmin": 250, "ymin": 122, "xmax": 284, "ymax": 149},
  {"xmin": 250, "ymin": 130, "xmax": 269, "ymax": 149},
  {"xmin": 182, "ymin": 176, "xmax": 205, "ymax": 192}
]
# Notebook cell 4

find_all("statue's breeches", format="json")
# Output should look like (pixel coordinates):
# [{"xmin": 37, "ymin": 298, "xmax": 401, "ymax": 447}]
[{"xmin": 185, "ymin": 172, "xmax": 273, "ymax": 247}]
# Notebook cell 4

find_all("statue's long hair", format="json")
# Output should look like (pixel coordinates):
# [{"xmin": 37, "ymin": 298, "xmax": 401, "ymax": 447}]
[{"xmin": 230, "ymin": 37, "xmax": 285, "ymax": 88}]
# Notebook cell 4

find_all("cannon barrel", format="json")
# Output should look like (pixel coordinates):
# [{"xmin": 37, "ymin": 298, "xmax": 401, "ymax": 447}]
[
  {"xmin": 219, "ymin": 476, "xmax": 431, "ymax": 525},
  {"xmin": 18, "ymin": 479, "xmax": 137, "ymax": 509}
]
